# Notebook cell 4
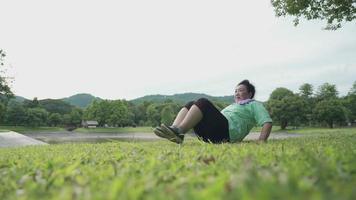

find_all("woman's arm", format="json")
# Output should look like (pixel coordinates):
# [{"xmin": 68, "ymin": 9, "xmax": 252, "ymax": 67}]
[{"xmin": 258, "ymin": 122, "xmax": 272, "ymax": 142}]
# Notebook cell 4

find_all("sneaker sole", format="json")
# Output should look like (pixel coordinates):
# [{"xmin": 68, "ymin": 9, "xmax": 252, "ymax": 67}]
[
  {"xmin": 153, "ymin": 127, "xmax": 182, "ymax": 144},
  {"xmin": 160, "ymin": 125, "xmax": 183, "ymax": 144}
]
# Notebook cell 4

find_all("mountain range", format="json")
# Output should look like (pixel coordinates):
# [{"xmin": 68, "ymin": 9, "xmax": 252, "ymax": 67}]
[{"xmin": 15, "ymin": 93, "xmax": 234, "ymax": 108}]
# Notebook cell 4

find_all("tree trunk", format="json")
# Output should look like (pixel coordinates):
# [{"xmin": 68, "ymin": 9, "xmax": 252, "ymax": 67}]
[
  {"xmin": 281, "ymin": 120, "xmax": 288, "ymax": 130},
  {"xmin": 328, "ymin": 121, "xmax": 333, "ymax": 128}
]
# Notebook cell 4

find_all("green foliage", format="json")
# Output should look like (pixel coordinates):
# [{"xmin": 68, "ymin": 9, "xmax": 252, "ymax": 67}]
[
  {"xmin": 25, "ymin": 108, "xmax": 49, "ymax": 127},
  {"xmin": 131, "ymin": 93, "xmax": 234, "ymax": 105},
  {"xmin": 0, "ymin": 131, "xmax": 355, "ymax": 199},
  {"xmin": 348, "ymin": 81, "xmax": 356, "ymax": 95},
  {"xmin": 54, "ymin": 108, "xmax": 83, "ymax": 127},
  {"xmin": 5, "ymin": 101, "xmax": 27, "ymax": 126},
  {"xmin": 344, "ymin": 94, "xmax": 356, "ymax": 123},
  {"xmin": 298, "ymin": 83, "xmax": 313, "ymax": 98},
  {"xmin": 62, "ymin": 93, "xmax": 102, "ymax": 109},
  {"xmin": 267, "ymin": 88, "xmax": 305, "ymax": 129},
  {"xmin": 84, "ymin": 100, "xmax": 111, "ymax": 126},
  {"xmin": 108, "ymin": 100, "xmax": 133, "ymax": 127},
  {"xmin": 344, "ymin": 81, "xmax": 356, "ymax": 123},
  {"xmin": 160, "ymin": 105, "xmax": 175, "ymax": 125},
  {"xmin": 131, "ymin": 101, "xmax": 150, "ymax": 126},
  {"xmin": 269, "ymin": 87, "xmax": 294, "ymax": 100},
  {"xmin": 146, "ymin": 104, "xmax": 160, "ymax": 127},
  {"xmin": 14, "ymin": 95, "xmax": 27, "ymax": 103},
  {"xmin": 0, "ymin": 49, "xmax": 13, "ymax": 103},
  {"xmin": 84, "ymin": 100, "xmax": 133, "ymax": 127},
  {"xmin": 23, "ymin": 97, "xmax": 40, "ymax": 109},
  {"xmin": 316, "ymin": 83, "xmax": 338, "ymax": 101},
  {"xmin": 3, "ymin": 80, "xmax": 355, "ymax": 129},
  {"xmin": 62, "ymin": 114, "xmax": 72, "ymax": 126},
  {"xmin": 313, "ymin": 99, "xmax": 347, "ymax": 128},
  {"xmin": 69, "ymin": 108, "xmax": 83, "ymax": 126},
  {"xmin": 297, "ymin": 83, "xmax": 315, "ymax": 125},
  {"xmin": 48, "ymin": 113, "xmax": 62, "ymax": 127},
  {"xmin": 0, "ymin": 102, "xmax": 5, "ymax": 123},
  {"xmin": 271, "ymin": 0, "xmax": 356, "ymax": 30},
  {"xmin": 39, "ymin": 99, "xmax": 74, "ymax": 115}
]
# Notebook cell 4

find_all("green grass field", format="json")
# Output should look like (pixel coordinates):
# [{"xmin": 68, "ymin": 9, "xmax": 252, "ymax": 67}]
[
  {"xmin": 0, "ymin": 128, "xmax": 355, "ymax": 199},
  {"xmin": 75, "ymin": 126, "xmax": 153, "ymax": 133},
  {"xmin": 1, "ymin": 125, "xmax": 345, "ymax": 134}
]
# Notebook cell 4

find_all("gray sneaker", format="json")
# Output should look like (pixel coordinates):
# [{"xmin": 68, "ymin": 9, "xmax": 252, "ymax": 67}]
[{"xmin": 153, "ymin": 124, "xmax": 184, "ymax": 144}]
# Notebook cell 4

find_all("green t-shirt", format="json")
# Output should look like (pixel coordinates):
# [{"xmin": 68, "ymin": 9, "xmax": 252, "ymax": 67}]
[{"xmin": 221, "ymin": 101, "xmax": 272, "ymax": 142}]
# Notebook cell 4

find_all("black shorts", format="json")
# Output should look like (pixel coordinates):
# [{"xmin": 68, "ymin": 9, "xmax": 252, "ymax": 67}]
[{"xmin": 185, "ymin": 98, "xmax": 230, "ymax": 143}]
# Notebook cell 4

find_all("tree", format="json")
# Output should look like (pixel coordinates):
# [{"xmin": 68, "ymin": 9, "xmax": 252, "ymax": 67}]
[
  {"xmin": 69, "ymin": 108, "xmax": 83, "ymax": 127},
  {"xmin": 269, "ymin": 87, "xmax": 294, "ymax": 100},
  {"xmin": 161, "ymin": 105, "xmax": 175, "ymax": 125},
  {"xmin": 39, "ymin": 99, "xmax": 74, "ymax": 115},
  {"xmin": 83, "ymin": 100, "xmax": 112, "ymax": 126},
  {"xmin": 313, "ymin": 99, "xmax": 346, "ymax": 128},
  {"xmin": 62, "ymin": 114, "xmax": 72, "ymax": 126},
  {"xmin": 299, "ymin": 83, "xmax": 313, "ymax": 98},
  {"xmin": 5, "ymin": 101, "xmax": 27, "ymax": 126},
  {"xmin": 108, "ymin": 100, "xmax": 132, "ymax": 127},
  {"xmin": 348, "ymin": 81, "xmax": 356, "ymax": 95},
  {"xmin": 23, "ymin": 97, "xmax": 40, "ymax": 109},
  {"xmin": 316, "ymin": 83, "xmax": 338, "ymax": 101},
  {"xmin": 267, "ymin": 88, "xmax": 306, "ymax": 129},
  {"xmin": 146, "ymin": 104, "xmax": 160, "ymax": 127},
  {"xmin": 344, "ymin": 81, "xmax": 356, "ymax": 124},
  {"xmin": 25, "ymin": 108, "xmax": 49, "ymax": 127},
  {"xmin": 0, "ymin": 49, "xmax": 13, "ymax": 103},
  {"xmin": 0, "ymin": 102, "xmax": 5, "ymax": 123},
  {"xmin": 298, "ymin": 83, "xmax": 315, "ymax": 125},
  {"xmin": 271, "ymin": 0, "xmax": 356, "ymax": 30},
  {"xmin": 48, "ymin": 113, "xmax": 62, "ymax": 127}
]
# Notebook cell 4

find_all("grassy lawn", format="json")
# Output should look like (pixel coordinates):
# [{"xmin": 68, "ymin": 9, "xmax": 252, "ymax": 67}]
[
  {"xmin": 283, "ymin": 126, "xmax": 356, "ymax": 135},
  {"xmin": 0, "ymin": 130, "xmax": 355, "ymax": 199},
  {"xmin": 253, "ymin": 126, "xmax": 356, "ymax": 135},
  {"xmin": 75, "ymin": 126, "xmax": 153, "ymax": 133}
]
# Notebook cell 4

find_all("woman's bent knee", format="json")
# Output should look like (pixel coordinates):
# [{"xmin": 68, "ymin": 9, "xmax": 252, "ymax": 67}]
[
  {"xmin": 195, "ymin": 98, "xmax": 212, "ymax": 108},
  {"xmin": 184, "ymin": 101, "xmax": 195, "ymax": 110}
]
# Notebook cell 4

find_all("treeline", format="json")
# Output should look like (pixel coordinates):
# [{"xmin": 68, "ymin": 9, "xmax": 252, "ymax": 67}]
[
  {"xmin": 0, "ymin": 82, "xmax": 355, "ymax": 129},
  {"xmin": 0, "ymin": 98, "xmax": 83, "ymax": 127},
  {"xmin": 266, "ymin": 82, "xmax": 356, "ymax": 129},
  {"xmin": 0, "ymin": 97, "xmax": 228, "ymax": 128}
]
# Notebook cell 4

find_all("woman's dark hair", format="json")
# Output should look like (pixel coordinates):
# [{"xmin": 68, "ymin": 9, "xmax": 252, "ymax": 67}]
[{"xmin": 238, "ymin": 80, "xmax": 255, "ymax": 99}]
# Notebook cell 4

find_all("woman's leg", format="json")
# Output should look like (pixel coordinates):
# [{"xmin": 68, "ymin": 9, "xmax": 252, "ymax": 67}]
[
  {"xmin": 156, "ymin": 98, "xmax": 229, "ymax": 143},
  {"xmin": 171, "ymin": 101, "xmax": 195, "ymax": 128},
  {"xmin": 184, "ymin": 98, "xmax": 229, "ymax": 143},
  {"xmin": 172, "ymin": 107, "xmax": 189, "ymax": 127},
  {"xmin": 176, "ymin": 105, "xmax": 203, "ymax": 133}
]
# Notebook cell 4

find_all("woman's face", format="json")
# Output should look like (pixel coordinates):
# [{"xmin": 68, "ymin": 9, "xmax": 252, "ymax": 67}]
[{"xmin": 234, "ymin": 84, "xmax": 252, "ymax": 102}]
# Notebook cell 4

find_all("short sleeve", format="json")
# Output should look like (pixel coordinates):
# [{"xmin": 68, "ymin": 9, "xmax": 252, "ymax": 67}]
[{"xmin": 252, "ymin": 102, "xmax": 272, "ymax": 126}]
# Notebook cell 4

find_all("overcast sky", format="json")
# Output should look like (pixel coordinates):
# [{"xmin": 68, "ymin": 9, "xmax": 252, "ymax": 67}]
[{"xmin": 1, "ymin": 0, "xmax": 355, "ymax": 101}]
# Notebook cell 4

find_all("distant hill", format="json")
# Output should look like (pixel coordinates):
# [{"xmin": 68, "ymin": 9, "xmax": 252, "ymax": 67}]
[
  {"xmin": 130, "ymin": 93, "xmax": 234, "ymax": 105},
  {"xmin": 62, "ymin": 93, "xmax": 102, "ymax": 108},
  {"xmin": 14, "ymin": 95, "xmax": 28, "ymax": 103},
  {"xmin": 39, "ymin": 99, "xmax": 75, "ymax": 114},
  {"xmin": 13, "ymin": 93, "xmax": 233, "ymax": 108}
]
